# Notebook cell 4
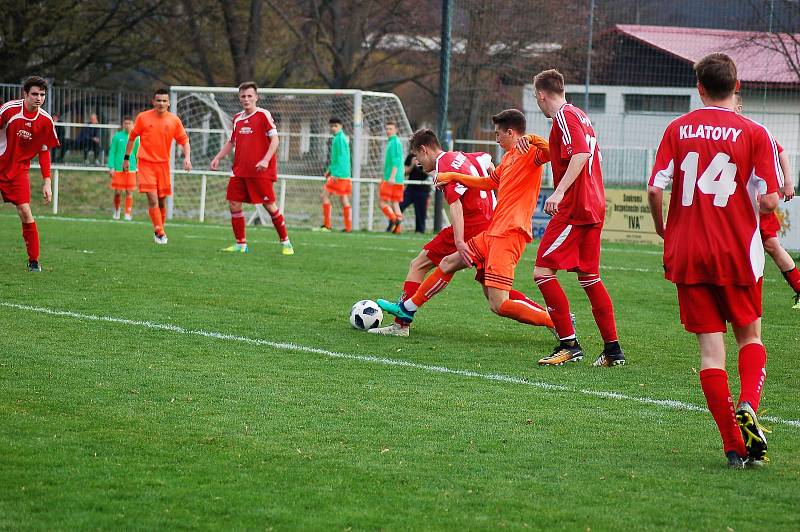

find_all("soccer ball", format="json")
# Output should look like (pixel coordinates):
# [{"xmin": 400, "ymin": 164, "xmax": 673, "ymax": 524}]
[{"xmin": 350, "ymin": 300, "xmax": 383, "ymax": 330}]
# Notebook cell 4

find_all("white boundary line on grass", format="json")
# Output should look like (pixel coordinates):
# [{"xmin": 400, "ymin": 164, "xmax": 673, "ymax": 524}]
[{"xmin": 2, "ymin": 301, "xmax": 798, "ymax": 429}]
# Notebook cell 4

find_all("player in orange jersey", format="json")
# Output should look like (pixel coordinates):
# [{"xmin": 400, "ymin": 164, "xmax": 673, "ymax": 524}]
[
  {"xmin": 124, "ymin": 88, "xmax": 191, "ymax": 244},
  {"xmin": 378, "ymin": 110, "xmax": 555, "ymax": 335}
]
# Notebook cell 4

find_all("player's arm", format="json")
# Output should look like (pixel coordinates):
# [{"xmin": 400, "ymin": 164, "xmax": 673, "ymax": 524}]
[
  {"xmin": 179, "ymin": 141, "xmax": 192, "ymax": 172},
  {"xmin": 107, "ymin": 135, "xmax": 116, "ymax": 176},
  {"xmin": 436, "ymin": 171, "xmax": 498, "ymax": 190},
  {"xmin": 39, "ymin": 149, "xmax": 52, "ymax": 204},
  {"xmin": 448, "ymin": 198, "xmax": 473, "ymax": 265},
  {"xmin": 515, "ymin": 134, "xmax": 550, "ymax": 163},
  {"xmin": 779, "ymin": 151, "xmax": 794, "ymax": 201},
  {"xmin": 210, "ymin": 140, "xmax": 234, "ymax": 171},
  {"xmin": 647, "ymin": 126, "xmax": 676, "ymax": 238},
  {"xmin": 257, "ymin": 133, "xmax": 279, "ymax": 172},
  {"xmin": 647, "ymin": 186, "xmax": 665, "ymax": 238},
  {"xmin": 543, "ymin": 153, "xmax": 589, "ymax": 216},
  {"xmin": 123, "ymin": 120, "xmax": 139, "ymax": 172}
]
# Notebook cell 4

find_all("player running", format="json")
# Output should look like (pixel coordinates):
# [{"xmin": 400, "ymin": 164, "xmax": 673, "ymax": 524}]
[
  {"xmin": 528, "ymin": 69, "xmax": 625, "ymax": 368},
  {"xmin": 210, "ymin": 81, "xmax": 293, "ymax": 255},
  {"xmin": 0, "ymin": 76, "xmax": 60, "ymax": 271},
  {"xmin": 124, "ymin": 88, "xmax": 191, "ymax": 245},
  {"xmin": 377, "ymin": 111, "xmax": 555, "ymax": 335},
  {"xmin": 647, "ymin": 53, "xmax": 781, "ymax": 469},
  {"xmin": 735, "ymin": 93, "xmax": 799, "ymax": 308},
  {"xmin": 320, "ymin": 118, "xmax": 352, "ymax": 232},
  {"xmin": 380, "ymin": 121, "xmax": 405, "ymax": 233},
  {"xmin": 108, "ymin": 116, "xmax": 139, "ymax": 220}
]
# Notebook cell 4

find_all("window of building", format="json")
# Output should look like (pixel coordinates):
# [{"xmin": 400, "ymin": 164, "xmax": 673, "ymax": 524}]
[
  {"xmin": 624, "ymin": 94, "xmax": 690, "ymax": 113},
  {"xmin": 566, "ymin": 92, "xmax": 606, "ymax": 113}
]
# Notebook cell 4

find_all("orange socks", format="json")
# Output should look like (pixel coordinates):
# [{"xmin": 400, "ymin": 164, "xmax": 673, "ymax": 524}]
[
  {"xmin": 160, "ymin": 206, "xmax": 167, "ymax": 227},
  {"xmin": 498, "ymin": 299, "xmax": 554, "ymax": 328},
  {"xmin": 322, "ymin": 203, "xmax": 332, "ymax": 228},
  {"xmin": 125, "ymin": 195, "xmax": 133, "ymax": 215},
  {"xmin": 381, "ymin": 205, "xmax": 397, "ymax": 222},
  {"xmin": 343, "ymin": 205, "xmax": 352, "ymax": 232},
  {"xmin": 409, "ymin": 267, "xmax": 453, "ymax": 309},
  {"xmin": 148, "ymin": 207, "xmax": 164, "ymax": 235}
]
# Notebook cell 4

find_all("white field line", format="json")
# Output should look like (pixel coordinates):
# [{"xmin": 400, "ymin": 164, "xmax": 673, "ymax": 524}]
[{"xmin": 2, "ymin": 301, "xmax": 798, "ymax": 429}]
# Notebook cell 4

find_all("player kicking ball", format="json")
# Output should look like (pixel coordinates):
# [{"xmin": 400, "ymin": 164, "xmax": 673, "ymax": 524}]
[
  {"xmin": 210, "ymin": 81, "xmax": 293, "ymax": 255},
  {"xmin": 0, "ymin": 76, "xmax": 60, "ymax": 271},
  {"xmin": 648, "ymin": 53, "xmax": 780, "ymax": 468},
  {"xmin": 377, "ymin": 111, "xmax": 555, "ymax": 337}
]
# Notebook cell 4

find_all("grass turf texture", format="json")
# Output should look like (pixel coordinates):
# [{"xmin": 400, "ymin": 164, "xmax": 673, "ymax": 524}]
[{"xmin": 1, "ymin": 213, "xmax": 799, "ymax": 530}]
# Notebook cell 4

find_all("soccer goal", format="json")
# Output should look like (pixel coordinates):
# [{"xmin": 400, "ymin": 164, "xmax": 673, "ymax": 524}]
[{"xmin": 169, "ymin": 86, "xmax": 414, "ymax": 230}]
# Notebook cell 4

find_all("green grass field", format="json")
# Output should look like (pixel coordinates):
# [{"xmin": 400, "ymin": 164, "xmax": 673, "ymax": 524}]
[{"xmin": 1, "ymin": 213, "xmax": 799, "ymax": 530}]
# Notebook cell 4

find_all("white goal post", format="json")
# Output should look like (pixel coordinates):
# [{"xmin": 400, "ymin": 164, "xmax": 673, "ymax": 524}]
[{"xmin": 169, "ymin": 86, "xmax": 414, "ymax": 231}]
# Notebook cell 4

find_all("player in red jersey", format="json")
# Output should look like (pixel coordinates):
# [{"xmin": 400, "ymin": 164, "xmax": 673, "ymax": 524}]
[
  {"xmin": 734, "ymin": 93, "xmax": 799, "ymax": 308},
  {"xmin": 369, "ymin": 128, "xmax": 551, "ymax": 337},
  {"xmin": 648, "ymin": 53, "xmax": 781, "ymax": 469},
  {"xmin": 211, "ymin": 81, "xmax": 293, "ymax": 255},
  {"xmin": 528, "ymin": 70, "xmax": 624, "ymax": 367},
  {"xmin": 0, "ymin": 76, "xmax": 60, "ymax": 272}
]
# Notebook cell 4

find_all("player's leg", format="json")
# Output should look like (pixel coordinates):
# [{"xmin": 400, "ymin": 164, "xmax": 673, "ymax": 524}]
[
  {"xmin": 764, "ymin": 236, "xmax": 800, "ymax": 307},
  {"xmin": 223, "ymin": 200, "xmax": 248, "ymax": 252},
  {"xmin": 264, "ymin": 201, "xmax": 293, "ymax": 255},
  {"xmin": 486, "ymin": 287, "xmax": 554, "ymax": 328},
  {"xmin": 534, "ymin": 264, "xmax": 583, "ymax": 365},
  {"xmin": 533, "ymin": 218, "xmax": 578, "ymax": 343},
  {"xmin": 391, "ymin": 199, "xmax": 403, "ymax": 233},
  {"xmin": 370, "ymin": 250, "xmax": 436, "ymax": 336},
  {"xmin": 144, "ymin": 191, "xmax": 166, "ymax": 242},
  {"xmin": 16, "ymin": 202, "xmax": 41, "ymax": 271},
  {"xmin": 340, "ymin": 192, "xmax": 352, "ymax": 233},
  {"xmin": 112, "ymin": 190, "xmax": 122, "ymax": 219},
  {"xmin": 124, "ymin": 190, "xmax": 134, "ymax": 220},
  {"xmin": 158, "ymin": 196, "xmax": 167, "ymax": 228},
  {"xmin": 578, "ymin": 269, "xmax": 625, "ymax": 366},
  {"xmin": 379, "ymin": 182, "xmax": 397, "ymax": 231},
  {"xmin": 320, "ymin": 185, "xmax": 332, "ymax": 231}
]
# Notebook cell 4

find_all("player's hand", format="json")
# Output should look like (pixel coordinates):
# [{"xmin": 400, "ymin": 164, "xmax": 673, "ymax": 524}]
[
  {"xmin": 655, "ymin": 224, "xmax": 665, "ymax": 239},
  {"xmin": 122, "ymin": 160, "xmax": 130, "ymax": 172},
  {"xmin": 256, "ymin": 157, "xmax": 270, "ymax": 172},
  {"xmin": 42, "ymin": 178, "xmax": 52, "ymax": 204},
  {"xmin": 783, "ymin": 184, "xmax": 795, "ymax": 201},
  {"xmin": 455, "ymin": 240, "xmax": 474, "ymax": 266},
  {"xmin": 210, "ymin": 157, "xmax": 219, "ymax": 171},
  {"xmin": 183, "ymin": 158, "xmax": 192, "ymax": 172},
  {"xmin": 436, "ymin": 172, "xmax": 455, "ymax": 186},
  {"xmin": 108, "ymin": 169, "xmax": 114, "ymax": 178},
  {"xmin": 516, "ymin": 136, "xmax": 531, "ymax": 154},
  {"xmin": 544, "ymin": 190, "xmax": 563, "ymax": 216}
]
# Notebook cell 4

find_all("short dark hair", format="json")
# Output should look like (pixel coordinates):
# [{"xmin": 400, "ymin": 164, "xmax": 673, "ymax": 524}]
[
  {"xmin": 122, "ymin": 115, "xmax": 133, "ymax": 122},
  {"xmin": 409, "ymin": 128, "xmax": 440, "ymax": 151},
  {"xmin": 23, "ymin": 76, "xmax": 48, "ymax": 94},
  {"xmin": 153, "ymin": 88, "xmax": 169, "ymax": 98},
  {"xmin": 491, "ymin": 109, "xmax": 526, "ymax": 135},
  {"xmin": 694, "ymin": 53, "xmax": 737, "ymax": 100},
  {"xmin": 533, "ymin": 69, "xmax": 565, "ymax": 95},
  {"xmin": 238, "ymin": 81, "xmax": 258, "ymax": 92},
  {"xmin": 385, "ymin": 120, "xmax": 397, "ymax": 127},
  {"xmin": 329, "ymin": 117, "xmax": 343, "ymax": 126}
]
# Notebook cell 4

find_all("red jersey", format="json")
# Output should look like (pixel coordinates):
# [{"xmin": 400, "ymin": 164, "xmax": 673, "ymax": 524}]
[
  {"xmin": 435, "ymin": 151, "xmax": 494, "ymax": 229},
  {"xmin": 549, "ymin": 103, "xmax": 605, "ymax": 225},
  {"xmin": 0, "ymin": 100, "xmax": 59, "ymax": 179},
  {"xmin": 230, "ymin": 108, "xmax": 278, "ymax": 181},
  {"xmin": 649, "ymin": 106, "xmax": 782, "ymax": 286}
]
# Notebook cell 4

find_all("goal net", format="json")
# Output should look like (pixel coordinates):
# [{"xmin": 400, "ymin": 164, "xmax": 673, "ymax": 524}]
[{"xmin": 169, "ymin": 86, "xmax": 415, "ymax": 230}]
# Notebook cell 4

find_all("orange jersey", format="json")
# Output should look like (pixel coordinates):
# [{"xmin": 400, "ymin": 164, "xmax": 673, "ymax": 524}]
[
  {"xmin": 129, "ymin": 109, "xmax": 189, "ymax": 163},
  {"xmin": 487, "ymin": 138, "xmax": 548, "ymax": 241}
]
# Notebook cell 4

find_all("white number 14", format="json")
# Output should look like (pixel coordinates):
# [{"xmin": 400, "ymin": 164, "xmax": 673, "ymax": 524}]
[{"xmin": 680, "ymin": 151, "xmax": 737, "ymax": 207}]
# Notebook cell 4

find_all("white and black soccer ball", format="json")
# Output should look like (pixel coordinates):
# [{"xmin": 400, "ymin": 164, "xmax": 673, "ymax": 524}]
[{"xmin": 350, "ymin": 300, "xmax": 383, "ymax": 330}]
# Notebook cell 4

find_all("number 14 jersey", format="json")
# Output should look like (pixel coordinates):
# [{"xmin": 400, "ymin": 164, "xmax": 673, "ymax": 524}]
[{"xmin": 649, "ymin": 106, "xmax": 782, "ymax": 285}]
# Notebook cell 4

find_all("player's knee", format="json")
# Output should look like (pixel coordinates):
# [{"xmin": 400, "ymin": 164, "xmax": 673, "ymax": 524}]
[
  {"xmin": 763, "ymin": 238, "xmax": 778, "ymax": 255},
  {"xmin": 264, "ymin": 202, "xmax": 278, "ymax": 214}
]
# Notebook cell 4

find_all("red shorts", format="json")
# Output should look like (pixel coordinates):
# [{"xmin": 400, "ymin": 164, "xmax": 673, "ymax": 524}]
[
  {"xmin": 324, "ymin": 177, "xmax": 352, "ymax": 196},
  {"xmin": 138, "ymin": 160, "xmax": 172, "ymax": 197},
  {"xmin": 110, "ymin": 171, "xmax": 136, "ymax": 191},
  {"xmin": 422, "ymin": 223, "xmax": 489, "ymax": 265},
  {"xmin": 379, "ymin": 181, "xmax": 404, "ymax": 202},
  {"xmin": 467, "ymin": 230, "xmax": 528, "ymax": 291},
  {"xmin": 536, "ymin": 218, "xmax": 602, "ymax": 274},
  {"xmin": 759, "ymin": 211, "xmax": 780, "ymax": 242},
  {"xmin": 0, "ymin": 173, "xmax": 30, "ymax": 205},
  {"xmin": 676, "ymin": 281, "xmax": 763, "ymax": 334},
  {"xmin": 227, "ymin": 175, "xmax": 276, "ymax": 204}
]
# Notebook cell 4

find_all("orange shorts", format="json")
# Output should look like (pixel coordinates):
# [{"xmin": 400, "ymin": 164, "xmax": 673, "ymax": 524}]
[
  {"xmin": 379, "ymin": 181, "xmax": 404, "ymax": 202},
  {"xmin": 138, "ymin": 160, "xmax": 172, "ymax": 197},
  {"xmin": 324, "ymin": 177, "xmax": 352, "ymax": 196},
  {"xmin": 110, "ymin": 171, "xmax": 136, "ymax": 191},
  {"xmin": 466, "ymin": 230, "xmax": 528, "ymax": 291}
]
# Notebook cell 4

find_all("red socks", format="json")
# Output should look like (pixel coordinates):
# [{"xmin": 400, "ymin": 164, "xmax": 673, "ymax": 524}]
[
  {"xmin": 579, "ymin": 275, "xmax": 618, "ymax": 342},
  {"xmin": 410, "ymin": 267, "xmax": 453, "ymax": 308},
  {"xmin": 498, "ymin": 298, "xmax": 554, "ymax": 328},
  {"xmin": 269, "ymin": 209, "xmax": 289, "ymax": 242},
  {"xmin": 738, "ymin": 343, "xmax": 767, "ymax": 412},
  {"xmin": 322, "ymin": 203, "xmax": 332, "ymax": 228},
  {"xmin": 395, "ymin": 280, "xmax": 421, "ymax": 326},
  {"xmin": 343, "ymin": 205, "xmax": 352, "ymax": 232},
  {"xmin": 231, "ymin": 210, "xmax": 246, "ymax": 244},
  {"xmin": 782, "ymin": 267, "xmax": 800, "ymax": 293},
  {"xmin": 700, "ymin": 368, "xmax": 747, "ymax": 456},
  {"xmin": 535, "ymin": 274, "xmax": 575, "ymax": 339},
  {"xmin": 113, "ymin": 195, "xmax": 121, "ymax": 210},
  {"xmin": 124, "ymin": 195, "xmax": 133, "ymax": 216},
  {"xmin": 148, "ymin": 207, "xmax": 164, "ymax": 236},
  {"xmin": 22, "ymin": 222, "xmax": 40, "ymax": 261}
]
